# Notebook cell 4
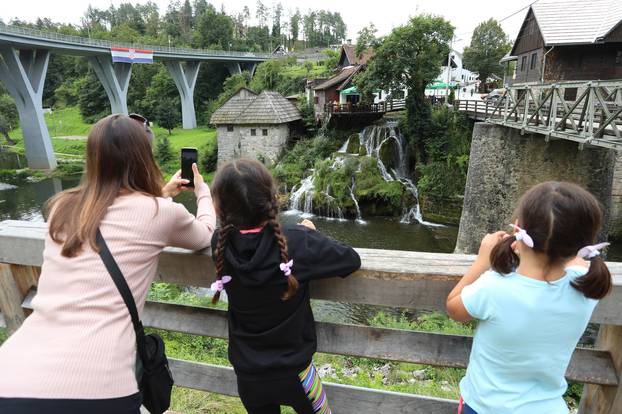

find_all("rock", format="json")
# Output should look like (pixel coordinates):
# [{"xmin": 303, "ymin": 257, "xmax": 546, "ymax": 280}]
[
  {"xmin": 317, "ymin": 364, "xmax": 337, "ymax": 379},
  {"xmin": 412, "ymin": 369, "xmax": 427, "ymax": 380},
  {"xmin": 341, "ymin": 366, "xmax": 360, "ymax": 377},
  {"xmin": 440, "ymin": 380, "xmax": 453, "ymax": 392}
]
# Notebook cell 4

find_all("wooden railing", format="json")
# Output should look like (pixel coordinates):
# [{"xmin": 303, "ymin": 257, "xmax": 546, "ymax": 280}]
[
  {"xmin": 324, "ymin": 99, "xmax": 406, "ymax": 115},
  {"xmin": 0, "ymin": 220, "xmax": 621, "ymax": 413},
  {"xmin": 455, "ymin": 80, "xmax": 622, "ymax": 151}
]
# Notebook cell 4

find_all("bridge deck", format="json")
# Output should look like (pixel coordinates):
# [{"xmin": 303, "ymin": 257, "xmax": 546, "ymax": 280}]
[
  {"xmin": 456, "ymin": 80, "xmax": 622, "ymax": 151},
  {"xmin": 0, "ymin": 23, "xmax": 270, "ymax": 62}
]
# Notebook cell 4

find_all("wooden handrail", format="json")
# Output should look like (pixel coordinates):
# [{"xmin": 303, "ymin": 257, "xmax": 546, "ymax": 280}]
[{"xmin": 1, "ymin": 219, "xmax": 622, "ymax": 413}]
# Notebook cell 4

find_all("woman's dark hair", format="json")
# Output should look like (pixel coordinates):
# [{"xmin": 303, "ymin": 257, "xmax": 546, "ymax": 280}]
[
  {"xmin": 490, "ymin": 181, "xmax": 611, "ymax": 299},
  {"xmin": 46, "ymin": 114, "xmax": 163, "ymax": 257},
  {"xmin": 210, "ymin": 158, "xmax": 299, "ymax": 303}
]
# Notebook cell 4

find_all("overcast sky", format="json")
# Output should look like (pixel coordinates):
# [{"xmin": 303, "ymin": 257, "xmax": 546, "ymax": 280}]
[{"xmin": 1, "ymin": 0, "xmax": 537, "ymax": 51}]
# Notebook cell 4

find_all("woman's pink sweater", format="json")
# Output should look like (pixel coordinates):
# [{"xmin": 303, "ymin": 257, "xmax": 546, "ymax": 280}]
[{"xmin": 0, "ymin": 185, "xmax": 215, "ymax": 399}]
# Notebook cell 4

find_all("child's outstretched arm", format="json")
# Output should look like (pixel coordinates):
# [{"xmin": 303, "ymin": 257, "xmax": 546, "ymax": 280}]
[
  {"xmin": 290, "ymin": 222, "xmax": 361, "ymax": 282},
  {"xmin": 447, "ymin": 231, "xmax": 507, "ymax": 321}
]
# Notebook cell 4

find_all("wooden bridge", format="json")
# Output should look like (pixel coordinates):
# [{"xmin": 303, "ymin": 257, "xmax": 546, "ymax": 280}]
[
  {"xmin": 456, "ymin": 80, "xmax": 622, "ymax": 151},
  {"xmin": 325, "ymin": 99, "xmax": 406, "ymax": 115},
  {"xmin": 0, "ymin": 220, "xmax": 621, "ymax": 413}
]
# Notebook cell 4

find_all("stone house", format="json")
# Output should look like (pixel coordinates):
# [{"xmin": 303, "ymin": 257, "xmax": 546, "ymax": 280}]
[
  {"xmin": 210, "ymin": 88, "xmax": 302, "ymax": 166},
  {"xmin": 504, "ymin": 0, "xmax": 622, "ymax": 86}
]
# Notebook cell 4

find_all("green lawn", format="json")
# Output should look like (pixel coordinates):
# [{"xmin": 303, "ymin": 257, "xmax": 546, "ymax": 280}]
[{"xmin": 7, "ymin": 107, "xmax": 217, "ymax": 176}]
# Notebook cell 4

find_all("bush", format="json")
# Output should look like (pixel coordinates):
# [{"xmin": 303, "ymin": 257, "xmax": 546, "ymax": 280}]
[
  {"xmin": 200, "ymin": 141, "xmax": 218, "ymax": 173},
  {"xmin": 154, "ymin": 134, "xmax": 174, "ymax": 166}
]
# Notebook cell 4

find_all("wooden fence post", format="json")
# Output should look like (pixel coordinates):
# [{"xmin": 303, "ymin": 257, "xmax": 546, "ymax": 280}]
[
  {"xmin": 0, "ymin": 264, "xmax": 26, "ymax": 334},
  {"xmin": 579, "ymin": 325, "xmax": 622, "ymax": 413}
]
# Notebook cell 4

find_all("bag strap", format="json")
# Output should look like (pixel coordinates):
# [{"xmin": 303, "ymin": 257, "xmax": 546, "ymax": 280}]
[{"xmin": 96, "ymin": 229, "xmax": 147, "ymax": 362}]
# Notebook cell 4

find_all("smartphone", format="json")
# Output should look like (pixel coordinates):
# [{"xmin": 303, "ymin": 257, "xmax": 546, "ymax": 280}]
[{"xmin": 181, "ymin": 147, "xmax": 198, "ymax": 187}]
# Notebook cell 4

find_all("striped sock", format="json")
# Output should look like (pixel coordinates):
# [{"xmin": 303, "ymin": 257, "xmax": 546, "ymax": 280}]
[{"xmin": 299, "ymin": 364, "xmax": 331, "ymax": 414}]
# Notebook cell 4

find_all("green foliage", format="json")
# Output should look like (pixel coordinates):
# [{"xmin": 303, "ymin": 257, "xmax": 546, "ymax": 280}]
[
  {"xmin": 298, "ymin": 101, "xmax": 317, "ymax": 136},
  {"xmin": 356, "ymin": 15, "xmax": 454, "ymax": 160},
  {"xmin": 416, "ymin": 106, "xmax": 473, "ymax": 198},
  {"xmin": 200, "ymin": 140, "xmax": 218, "ymax": 173},
  {"xmin": 154, "ymin": 134, "xmax": 175, "ymax": 166},
  {"xmin": 0, "ymin": 94, "xmax": 19, "ymax": 129},
  {"xmin": 355, "ymin": 23, "xmax": 379, "ymax": 58},
  {"xmin": 77, "ymin": 70, "xmax": 110, "ymax": 123},
  {"xmin": 462, "ymin": 19, "xmax": 512, "ymax": 92},
  {"xmin": 0, "ymin": 328, "xmax": 7, "ymax": 345},
  {"xmin": 250, "ymin": 60, "xmax": 285, "ymax": 93},
  {"xmin": 154, "ymin": 98, "xmax": 182, "ymax": 134}
]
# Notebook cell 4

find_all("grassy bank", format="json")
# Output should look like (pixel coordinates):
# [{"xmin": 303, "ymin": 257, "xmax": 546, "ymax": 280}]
[{"xmin": 4, "ymin": 106, "xmax": 217, "ymax": 178}]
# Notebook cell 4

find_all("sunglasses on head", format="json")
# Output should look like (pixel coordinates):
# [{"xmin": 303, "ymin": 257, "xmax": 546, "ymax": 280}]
[{"xmin": 129, "ymin": 113, "xmax": 154, "ymax": 142}]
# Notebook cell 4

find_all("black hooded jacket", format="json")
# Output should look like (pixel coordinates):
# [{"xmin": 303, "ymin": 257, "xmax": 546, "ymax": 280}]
[{"xmin": 211, "ymin": 224, "xmax": 361, "ymax": 380}]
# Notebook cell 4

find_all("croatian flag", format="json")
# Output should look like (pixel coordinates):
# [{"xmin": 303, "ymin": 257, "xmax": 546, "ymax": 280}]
[{"xmin": 110, "ymin": 47, "xmax": 153, "ymax": 64}]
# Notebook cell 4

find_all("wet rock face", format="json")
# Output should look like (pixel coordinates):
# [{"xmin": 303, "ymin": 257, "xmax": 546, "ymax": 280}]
[{"xmin": 455, "ymin": 122, "xmax": 616, "ymax": 254}]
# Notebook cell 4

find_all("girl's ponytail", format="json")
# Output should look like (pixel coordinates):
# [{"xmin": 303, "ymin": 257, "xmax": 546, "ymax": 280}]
[
  {"xmin": 212, "ymin": 223, "xmax": 235, "ymax": 304},
  {"xmin": 490, "ymin": 236, "xmax": 520, "ymax": 275},
  {"xmin": 269, "ymin": 216, "xmax": 299, "ymax": 301},
  {"xmin": 570, "ymin": 256, "xmax": 612, "ymax": 300}
]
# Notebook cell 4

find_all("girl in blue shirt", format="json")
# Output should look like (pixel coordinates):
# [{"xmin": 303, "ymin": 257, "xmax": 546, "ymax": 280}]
[{"xmin": 447, "ymin": 181, "xmax": 612, "ymax": 414}]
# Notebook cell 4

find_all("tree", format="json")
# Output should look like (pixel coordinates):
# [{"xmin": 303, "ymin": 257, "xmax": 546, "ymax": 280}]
[
  {"xmin": 0, "ymin": 94, "xmax": 18, "ymax": 145},
  {"xmin": 355, "ymin": 15, "xmax": 454, "ymax": 163},
  {"xmin": 154, "ymin": 98, "xmax": 182, "ymax": 134},
  {"xmin": 250, "ymin": 60, "xmax": 285, "ymax": 92},
  {"xmin": 355, "ymin": 23, "xmax": 378, "ymax": 58},
  {"xmin": 154, "ymin": 133, "xmax": 174, "ymax": 164},
  {"xmin": 78, "ymin": 70, "xmax": 110, "ymax": 123},
  {"xmin": 290, "ymin": 9, "xmax": 301, "ymax": 44},
  {"xmin": 462, "ymin": 19, "xmax": 511, "ymax": 92}
]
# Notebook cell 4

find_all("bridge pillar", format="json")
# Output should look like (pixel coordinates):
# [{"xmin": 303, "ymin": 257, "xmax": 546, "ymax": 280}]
[
  {"xmin": 0, "ymin": 47, "xmax": 57, "ymax": 170},
  {"xmin": 455, "ymin": 122, "xmax": 616, "ymax": 254},
  {"xmin": 226, "ymin": 62, "xmax": 242, "ymax": 76},
  {"xmin": 88, "ymin": 55, "xmax": 132, "ymax": 115},
  {"xmin": 243, "ymin": 62, "xmax": 257, "ymax": 77},
  {"xmin": 165, "ymin": 61, "xmax": 200, "ymax": 130}
]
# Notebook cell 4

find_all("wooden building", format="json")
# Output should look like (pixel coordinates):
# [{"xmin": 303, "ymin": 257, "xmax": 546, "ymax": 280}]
[{"xmin": 510, "ymin": 0, "xmax": 622, "ymax": 84}]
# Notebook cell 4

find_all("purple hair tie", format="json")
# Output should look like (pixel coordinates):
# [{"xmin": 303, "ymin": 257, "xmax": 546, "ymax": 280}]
[
  {"xmin": 280, "ymin": 259, "xmax": 294, "ymax": 277},
  {"xmin": 211, "ymin": 275, "xmax": 232, "ymax": 292},
  {"xmin": 509, "ymin": 224, "xmax": 534, "ymax": 248},
  {"xmin": 578, "ymin": 242, "xmax": 610, "ymax": 260}
]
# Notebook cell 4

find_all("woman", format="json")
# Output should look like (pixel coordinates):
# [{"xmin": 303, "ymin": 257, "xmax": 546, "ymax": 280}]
[{"xmin": 0, "ymin": 114, "xmax": 216, "ymax": 413}]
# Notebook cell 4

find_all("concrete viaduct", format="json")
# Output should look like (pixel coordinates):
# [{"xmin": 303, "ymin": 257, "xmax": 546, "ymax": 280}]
[
  {"xmin": 454, "ymin": 80, "xmax": 622, "ymax": 252},
  {"xmin": 0, "ymin": 23, "xmax": 270, "ymax": 169}
]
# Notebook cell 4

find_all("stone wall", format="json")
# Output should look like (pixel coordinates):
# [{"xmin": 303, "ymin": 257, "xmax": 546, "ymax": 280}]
[
  {"xmin": 610, "ymin": 154, "xmax": 622, "ymax": 240},
  {"xmin": 217, "ymin": 124, "xmax": 289, "ymax": 166},
  {"xmin": 455, "ymin": 122, "xmax": 616, "ymax": 254}
]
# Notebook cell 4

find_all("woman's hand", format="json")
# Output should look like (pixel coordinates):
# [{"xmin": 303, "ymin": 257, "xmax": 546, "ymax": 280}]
[
  {"xmin": 191, "ymin": 163, "xmax": 207, "ymax": 195},
  {"xmin": 162, "ymin": 170, "xmax": 189, "ymax": 198},
  {"xmin": 299, "ymin": 219, "xmax": 316, "ymax": 230}
]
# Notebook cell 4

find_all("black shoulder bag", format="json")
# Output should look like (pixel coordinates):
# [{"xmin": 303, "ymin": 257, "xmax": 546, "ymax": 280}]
[{"xmin": 96, "ymin": 229, "xmax": 174, "ymax": 414}]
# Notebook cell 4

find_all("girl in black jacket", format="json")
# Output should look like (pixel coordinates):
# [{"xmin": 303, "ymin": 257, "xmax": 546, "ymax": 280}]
[{"xmin": 210, "ymin": 159, "xmax": 361, "ymax": 414}]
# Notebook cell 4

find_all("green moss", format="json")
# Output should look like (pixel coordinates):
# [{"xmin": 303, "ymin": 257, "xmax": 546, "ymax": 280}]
[{"xmin": 346, "ymin": 134, "xmax": 360, "ymax": 154}]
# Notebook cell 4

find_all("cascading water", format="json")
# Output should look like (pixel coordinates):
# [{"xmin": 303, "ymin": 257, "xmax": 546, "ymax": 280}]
[
  {"xmin": 285, "ymin": 120, "xmax": 437, "ymax": 225},
  {"xmin": 288, "ymin": 173, "xmax": 316, "ymax": 217},
  {"xmin": 349, "ymin": 177, "xmax": 365, "ymax": 224}
]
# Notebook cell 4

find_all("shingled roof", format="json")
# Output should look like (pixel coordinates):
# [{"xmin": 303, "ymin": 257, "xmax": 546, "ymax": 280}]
[
  {"xmin": 210, "ymin": 89, "xmax": 301, "ymax": 125},
  {"xmin": 313, "ymin": 65, "xmax": 362, "ymax": 91},
  {"xmin": 516, "ymin": 0, "xmax": 622, "ymax": 51}
]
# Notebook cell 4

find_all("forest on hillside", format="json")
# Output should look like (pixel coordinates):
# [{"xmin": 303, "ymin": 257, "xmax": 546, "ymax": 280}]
[{"xmin": 0, "ymin": 1, "xmax": 346, "ymax": 130}]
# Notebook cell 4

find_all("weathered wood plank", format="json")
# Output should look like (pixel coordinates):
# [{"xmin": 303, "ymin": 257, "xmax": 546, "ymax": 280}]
[
  {"xmin": 94, "ymin": 300, "xmax": 618, "ymax": 386},
  {"xmin": 579, "ymin": 324, "xmax": 622, "ymax": 414},
  {"xmin": 168, "ymin": 359, "xmax": 459, "ymax": 414},
  {"xmin": 2, "ymin": 220, "xmax": 622, "ymax": 325},
  {"xmin": 0, "ymin": 264, "xmax": 25, "ymax": 334}
]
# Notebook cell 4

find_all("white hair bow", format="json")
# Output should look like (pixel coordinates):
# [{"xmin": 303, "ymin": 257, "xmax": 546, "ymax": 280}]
[
  {"xmin": 577, "ymin": 242, "xmax": 610, "ymax": 259},
  {"xmin": 509, "ymin": 224, "xmax": 534, "ymax": 248}
]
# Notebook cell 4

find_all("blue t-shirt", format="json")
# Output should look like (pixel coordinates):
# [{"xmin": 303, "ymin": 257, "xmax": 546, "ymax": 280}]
[{"xmin": 460, "ymin": 266, "xmax": 598, "ymax": 414}]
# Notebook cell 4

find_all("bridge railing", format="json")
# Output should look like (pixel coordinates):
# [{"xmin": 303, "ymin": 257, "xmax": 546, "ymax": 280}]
[
  {"xmin": 456, "ymin": 80, "xmax": 622, "ymax": 151},
  {"xmin": 0, "ymin": 220, "xmax": 621, "ymax": 413},
  {"xmin": 0, "ymin": 22, "xmax": 272, "ymax": 59}
]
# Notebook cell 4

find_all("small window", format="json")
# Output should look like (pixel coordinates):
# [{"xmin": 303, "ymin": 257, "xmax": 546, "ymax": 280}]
[
  {"xmin": 564, "ymin": 87, "xmax": 578, "ymax": 101},
  {"xmin": 616, "ymin": 51, "xmax": 622, "ymax": 65},
  {"xmin": 521, "ymin": 56, "xmax": 527, "ymax": 71},
  {"xmin": 227, "ymin": 125, "xmax": 233, "ymax": 132},
  {"xmin": 314, "ymin": 96, "xmax": 319, "ymax": 104},
  {"xmin": 378, "ymin": 90, "xmax": 382, "ymax": 100},
  {"xmin": 530, "ymin": 53, "xmax": 537, "ymax": 70},
  {"xmin": 250, "ymin": 129, "xmax": 256, "ymax": 136},
  {"xmin": 262, "ymin": 129, "xmax": 268, "ymax": 136}
]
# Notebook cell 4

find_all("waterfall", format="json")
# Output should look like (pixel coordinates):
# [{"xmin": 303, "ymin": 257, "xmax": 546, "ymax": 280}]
[
  {"xmin": 349, "ymin": 177, "xmax": 365, "ymax": 224},
  {"xmin": 337, "ymin": 137, "xmax": 350, "ymax": 153},
  {"xmin": 285, "ymin": 120, "xmax": 437, "ymax": 225},
  {"xmin": 288, "ymin": 173, "xmax": 315, "ymax": 217}
]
